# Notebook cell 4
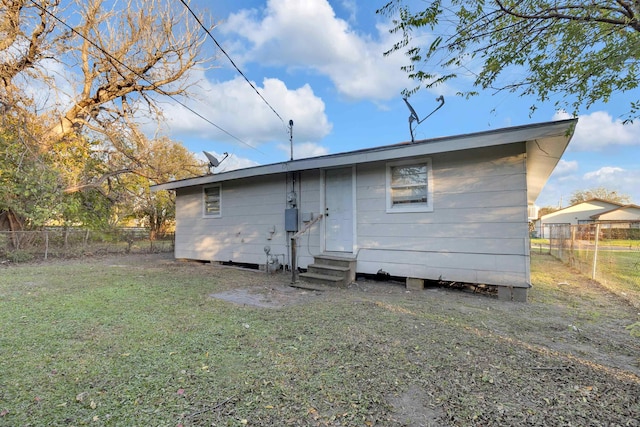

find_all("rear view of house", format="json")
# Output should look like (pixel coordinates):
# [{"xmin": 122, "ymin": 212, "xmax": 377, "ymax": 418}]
[{"xmin": 152, "ymin": 119, "xmax": 577, "ymax": 302}]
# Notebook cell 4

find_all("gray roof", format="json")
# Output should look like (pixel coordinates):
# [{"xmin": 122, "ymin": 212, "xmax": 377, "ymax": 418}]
[{"xmin": 152, "ymin": 118, "xmax": 577, "ymax": 204}]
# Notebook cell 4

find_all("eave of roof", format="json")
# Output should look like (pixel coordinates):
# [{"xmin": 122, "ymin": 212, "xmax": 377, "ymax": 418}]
[
  {"xmin": 590, "ymin": 204, "xmax": 640, "ymax": 219},
  {"xmin": 152, "ymin": 118, "xmax": 578, "ymax": 202}
]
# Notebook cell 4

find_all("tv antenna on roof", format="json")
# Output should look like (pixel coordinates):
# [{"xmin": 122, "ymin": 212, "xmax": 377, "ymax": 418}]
[
  {"xmin": 403, "ymin": 95, "xmax": 445, "ymax": 143},
  {"xmin": 203, "ymin": 151, "xmax": 229, "ymax": 174}
]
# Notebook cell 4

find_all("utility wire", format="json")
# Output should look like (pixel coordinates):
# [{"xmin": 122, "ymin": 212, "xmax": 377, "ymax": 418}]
[
  {"xmin": 178, "ymin": 0, "xmax": 286, "ymax": 126},
  {"xmin": 27, "ymin": 0, "xmax": 261, "ymax": 153}
]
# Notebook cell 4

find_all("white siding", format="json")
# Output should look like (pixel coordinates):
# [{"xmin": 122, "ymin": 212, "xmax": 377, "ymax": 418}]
[
  {"xmin": 173, "ymin": 145, "xmax": 531, "ymax": 287},
  {"xmin": 175, "ymin": 175, "xmax": 290, "ymax": 265},
  {"xmin": 296, "ymin": 170, "xmax": 322, "ymax": 267},
  {"xmin": 174, "ymin": 172, "xmax": 323, "ymax": 269},
  {"xmin": 355, "ymin": 145, "xmax": 530, "ymax": 287},
  {"xmin": 597, "ymin": 207, "xmax": 640, "ymax": 221}
]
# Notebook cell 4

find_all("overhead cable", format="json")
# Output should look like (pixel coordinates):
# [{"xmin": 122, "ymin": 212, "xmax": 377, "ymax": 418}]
[
  {"xmin": 27, "ymin": 0, "xmax": 260, "ymax": 153},
  {"xmin": 178, "ymin": 0, "xmax": 286, "ymax": 126}
]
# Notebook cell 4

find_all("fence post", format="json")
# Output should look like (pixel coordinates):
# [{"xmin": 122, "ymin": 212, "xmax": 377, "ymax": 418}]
[
  {"xmin": 592, "ymin": 223, "xmax": 601, "ymax": 280},
  {"xmin": 290, "ymin": 237, "xmax": 298, "ymax": 284},
  {"xmin": 44, "ymin": 231, "xmax": 49, "ymax": 260},
  {"xmin": 569, "ymin": 226, "xmax": 576, "ymax": 267}
]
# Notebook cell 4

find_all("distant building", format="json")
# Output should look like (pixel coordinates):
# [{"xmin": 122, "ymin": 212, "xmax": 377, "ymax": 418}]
[
  {"xmin": 536, "ymin": 200, "xmax": 640, "ymax": 238},
  {"xmin": 590, "ymin": 204, "xmax": 640, "ymax": 223}
]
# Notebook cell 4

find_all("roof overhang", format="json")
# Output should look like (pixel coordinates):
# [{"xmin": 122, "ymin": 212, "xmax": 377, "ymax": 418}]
[
  {"xmin": 152, "ymin": 118, "xmax": 578, "ymax": 202},
  {"xmin": 524, "ymin": 120, "xmax": 577, "ymax": 204}
]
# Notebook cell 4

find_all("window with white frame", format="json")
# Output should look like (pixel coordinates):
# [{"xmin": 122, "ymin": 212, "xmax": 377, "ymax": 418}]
[
  {"xmin": 203, "ymin": 185, "xmax": 221, "ymax": 217},
  {"xmin": 386, "ymin": 159, "xmax": 433, "ymax": 212}
]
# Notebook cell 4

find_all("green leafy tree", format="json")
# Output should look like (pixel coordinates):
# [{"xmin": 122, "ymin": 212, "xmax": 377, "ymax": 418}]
[
  {"xmin": 378, "ymin": 0, "xmax": 640, "ymax": 121},
  {"xmin": 538, "ymin": 206, "xmax": 560, "ymax": 218},
  {"xmin": 0, "ymin": 114, "xmax": 62, "ymax": 246},
  {"xmin": 118, "ymin": 136, "xmax": 206, "ymax": 239},
  {"xmin": 83, "ymin": 130, "xmax": 206, "ymax": 238},
  {"xmin": 570, "ymin": 187, "xmax": 631, "ymax": 205}
]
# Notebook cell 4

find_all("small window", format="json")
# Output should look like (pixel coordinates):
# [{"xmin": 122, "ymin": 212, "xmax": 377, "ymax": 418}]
[
  {"xmin": 203, "ymin": 185, "xmax": 221, "ymax": 217},
  {"xmin": 386, "ymin": 159, "xmax": 433, "ymax": 213}
]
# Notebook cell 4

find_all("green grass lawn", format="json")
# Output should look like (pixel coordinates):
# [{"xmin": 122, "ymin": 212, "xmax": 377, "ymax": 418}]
[
  {"xmin": 530, "ymin": 238, "xmax": 550, "ymax": 245},
  {"xmin": 564, "ymin": 247, "xmax": 640, "ymax": 306},
  {"xmin": 595, "ymin": 250, "xmax": 640, "ymax": 306},
  {"xmin": 1, "ymin": 255, "xmax": 638, "ymax": 426},
  {"xmin": 1, "ymin": 261, "xmax": 411, "ymax": 425},
  {"xmin": 603, "ymin": 239, "xmax": 640, "ymax": 248}
]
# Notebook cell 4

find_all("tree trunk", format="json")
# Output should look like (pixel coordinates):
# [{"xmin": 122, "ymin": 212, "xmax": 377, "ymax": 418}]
[{"xmin": 5, "ymin": 210, "xmax": 23, "ymax": 249}]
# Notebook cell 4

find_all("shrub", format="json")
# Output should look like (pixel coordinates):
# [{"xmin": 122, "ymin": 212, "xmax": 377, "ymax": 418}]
[{"xmin": 7, "ymin": 250, "xmax": 35, "ymax": 263}]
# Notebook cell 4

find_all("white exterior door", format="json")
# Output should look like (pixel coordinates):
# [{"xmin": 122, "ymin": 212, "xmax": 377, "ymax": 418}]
[{"xmin": 324, "ymin": 167, "xmax": 353, "ymax": 252}]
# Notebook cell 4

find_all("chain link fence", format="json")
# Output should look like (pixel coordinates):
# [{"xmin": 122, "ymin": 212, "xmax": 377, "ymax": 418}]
[
  {"xmin": 534, "ymin": 222, "xmax": 640, "ymax": 307},
  {"xmin": 0, "ymin": 228, "xmax": 174, "ymax": 263}
]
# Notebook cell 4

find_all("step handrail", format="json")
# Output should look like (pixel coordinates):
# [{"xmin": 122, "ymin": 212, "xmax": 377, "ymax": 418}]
[
  {"xmin": 291, "ymin": 213, "xmax": 323, "ymax": 240},
  {"xmin": 290, "ymin": 213, "xmax": 324, "ymax": 283}
]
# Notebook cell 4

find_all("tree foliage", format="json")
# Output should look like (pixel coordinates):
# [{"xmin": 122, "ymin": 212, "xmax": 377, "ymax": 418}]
[
  {"xmin": 0, "ymin": 0, "xmax": 210, "ymax": 232},
  {"xmin": 104, "ymin": 134, "xmax": 206, "ymax": 238},
  {"xmin": 538, "ymin": 206, "xmax": 560, "ymax": 218},
  {"xmin": 0, "ymin": 113, "xmax": 62, "ymax": 232},
  {"xmin": 378, "ymin": 0, "xmax": 640, "ymax": 121},
  {"xmin": 570, "ymin": 187, "xmax": 632, "ymax": 205}
]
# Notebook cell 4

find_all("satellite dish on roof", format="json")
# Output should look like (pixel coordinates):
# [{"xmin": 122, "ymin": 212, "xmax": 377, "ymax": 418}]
[
  {"xmin": 403, "ymin": 96, "xmax": 445, "ymax": 143},
  {"xmin": 203, "ymin": 151, "xmax": 228, "ymax": 174},
  {"xmin": 403, "ymin": 98, "xmax": 420, "ymax": 124},
  {"xmin": 203, "ymin": 151, "xmax": 219, "ymax": 168}
]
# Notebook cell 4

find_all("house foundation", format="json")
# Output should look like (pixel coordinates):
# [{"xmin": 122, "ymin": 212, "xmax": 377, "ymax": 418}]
[
  {"xmin": 497, "ymin": 286, "xmax": 528, "ymax": 302},
  {"xmin": 406, "ymin": 277, "xmax": 425, "ymax": 291}
]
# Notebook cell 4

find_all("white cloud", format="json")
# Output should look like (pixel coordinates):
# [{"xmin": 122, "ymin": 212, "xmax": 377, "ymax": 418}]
[
  {"xmin": 554, "ymin": 110, "xmax": 640, "ymax": 151},
  {"xmin": 277, "ymin": 141, "xmax": 329, "ymax": 159},
  {"xmin": 161, "ymin": 73, "xmax": 332, "ymax": 146},
  {"xmin": 217, "ymin": 153, "xmax": 260, "ymax": 173},
  {"xmin": 583, "ymin": 166, "xmax": 626, "ymax": 181},
  {"xmin": 10, "ymin": 56, "xmax": 76, "ymax": 114},
  {"xmin": 340, "ymin": 0, "xmax": 357, "ymax": 22},
  {"xmin": 221, "ymin": 0, "xmax": 417, "ymax": 101},
  {"xmin": 552, "ymin": 159, "xmax": 578, "ymax": 176},
  {"xmin": 581, "ymin": 166, "xmax": 640, "ymax": 203}
]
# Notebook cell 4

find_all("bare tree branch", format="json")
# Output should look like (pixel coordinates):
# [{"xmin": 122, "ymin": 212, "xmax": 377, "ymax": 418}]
[{"xmin": 494, "ymin": 0, "xmax": 640, "ymax": 32}]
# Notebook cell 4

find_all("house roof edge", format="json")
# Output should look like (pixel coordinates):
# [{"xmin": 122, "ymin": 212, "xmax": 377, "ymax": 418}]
[{"xmin": 152, "ymin": 118, "xmax": 578, "ymax": 192}]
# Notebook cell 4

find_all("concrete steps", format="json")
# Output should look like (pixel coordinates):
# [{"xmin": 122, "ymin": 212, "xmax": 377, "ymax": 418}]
[{"xmin": 299, "ymin": 254, "xmax": 356, "ymax": 287}]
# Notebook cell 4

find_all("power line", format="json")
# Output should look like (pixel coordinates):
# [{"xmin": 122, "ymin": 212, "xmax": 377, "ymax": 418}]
[
  {"xmin": 178, "ymin": 0, "xmax": 286, "ymax": 126},
  {"xmin": 27, "ymin": 0, "xmax": 261, "ymax": 153}
]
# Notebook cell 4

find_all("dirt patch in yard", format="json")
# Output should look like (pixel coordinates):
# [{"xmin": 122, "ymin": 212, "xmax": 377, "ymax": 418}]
[
  {"xmin": 210, "ymin": 283, "xmax": 322, "ymax": 308},
  {"xmin": 387, "ymin": 385, "xmax": 445, "ymax": 427}
]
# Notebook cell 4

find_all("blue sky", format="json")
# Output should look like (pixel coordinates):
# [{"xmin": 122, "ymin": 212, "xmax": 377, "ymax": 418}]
[{"xmin": 158, "ymin": 0, "xmax": 639, "ymax": 207}]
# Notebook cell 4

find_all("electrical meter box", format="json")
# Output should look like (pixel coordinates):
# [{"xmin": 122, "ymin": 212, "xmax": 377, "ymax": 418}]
[{"xmin": 285, "ymin": 208, "xmax": 298, "ymax": 232}]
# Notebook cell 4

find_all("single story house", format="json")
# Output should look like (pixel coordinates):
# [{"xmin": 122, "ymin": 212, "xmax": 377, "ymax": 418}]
[
  {"xmin": 152, "ymin": 118, "xmax": 577, "ymax": 302},
  {"xmin": 590, "ymin": 204, "xmax": 640, "ymax": 222},
  {"xmin": 591, "ymin": 205, "xmax": 640, "ymax": 239},
  {"xmin": 537, "ymin": 199, "xmax": 625, "ymax": 238}
]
